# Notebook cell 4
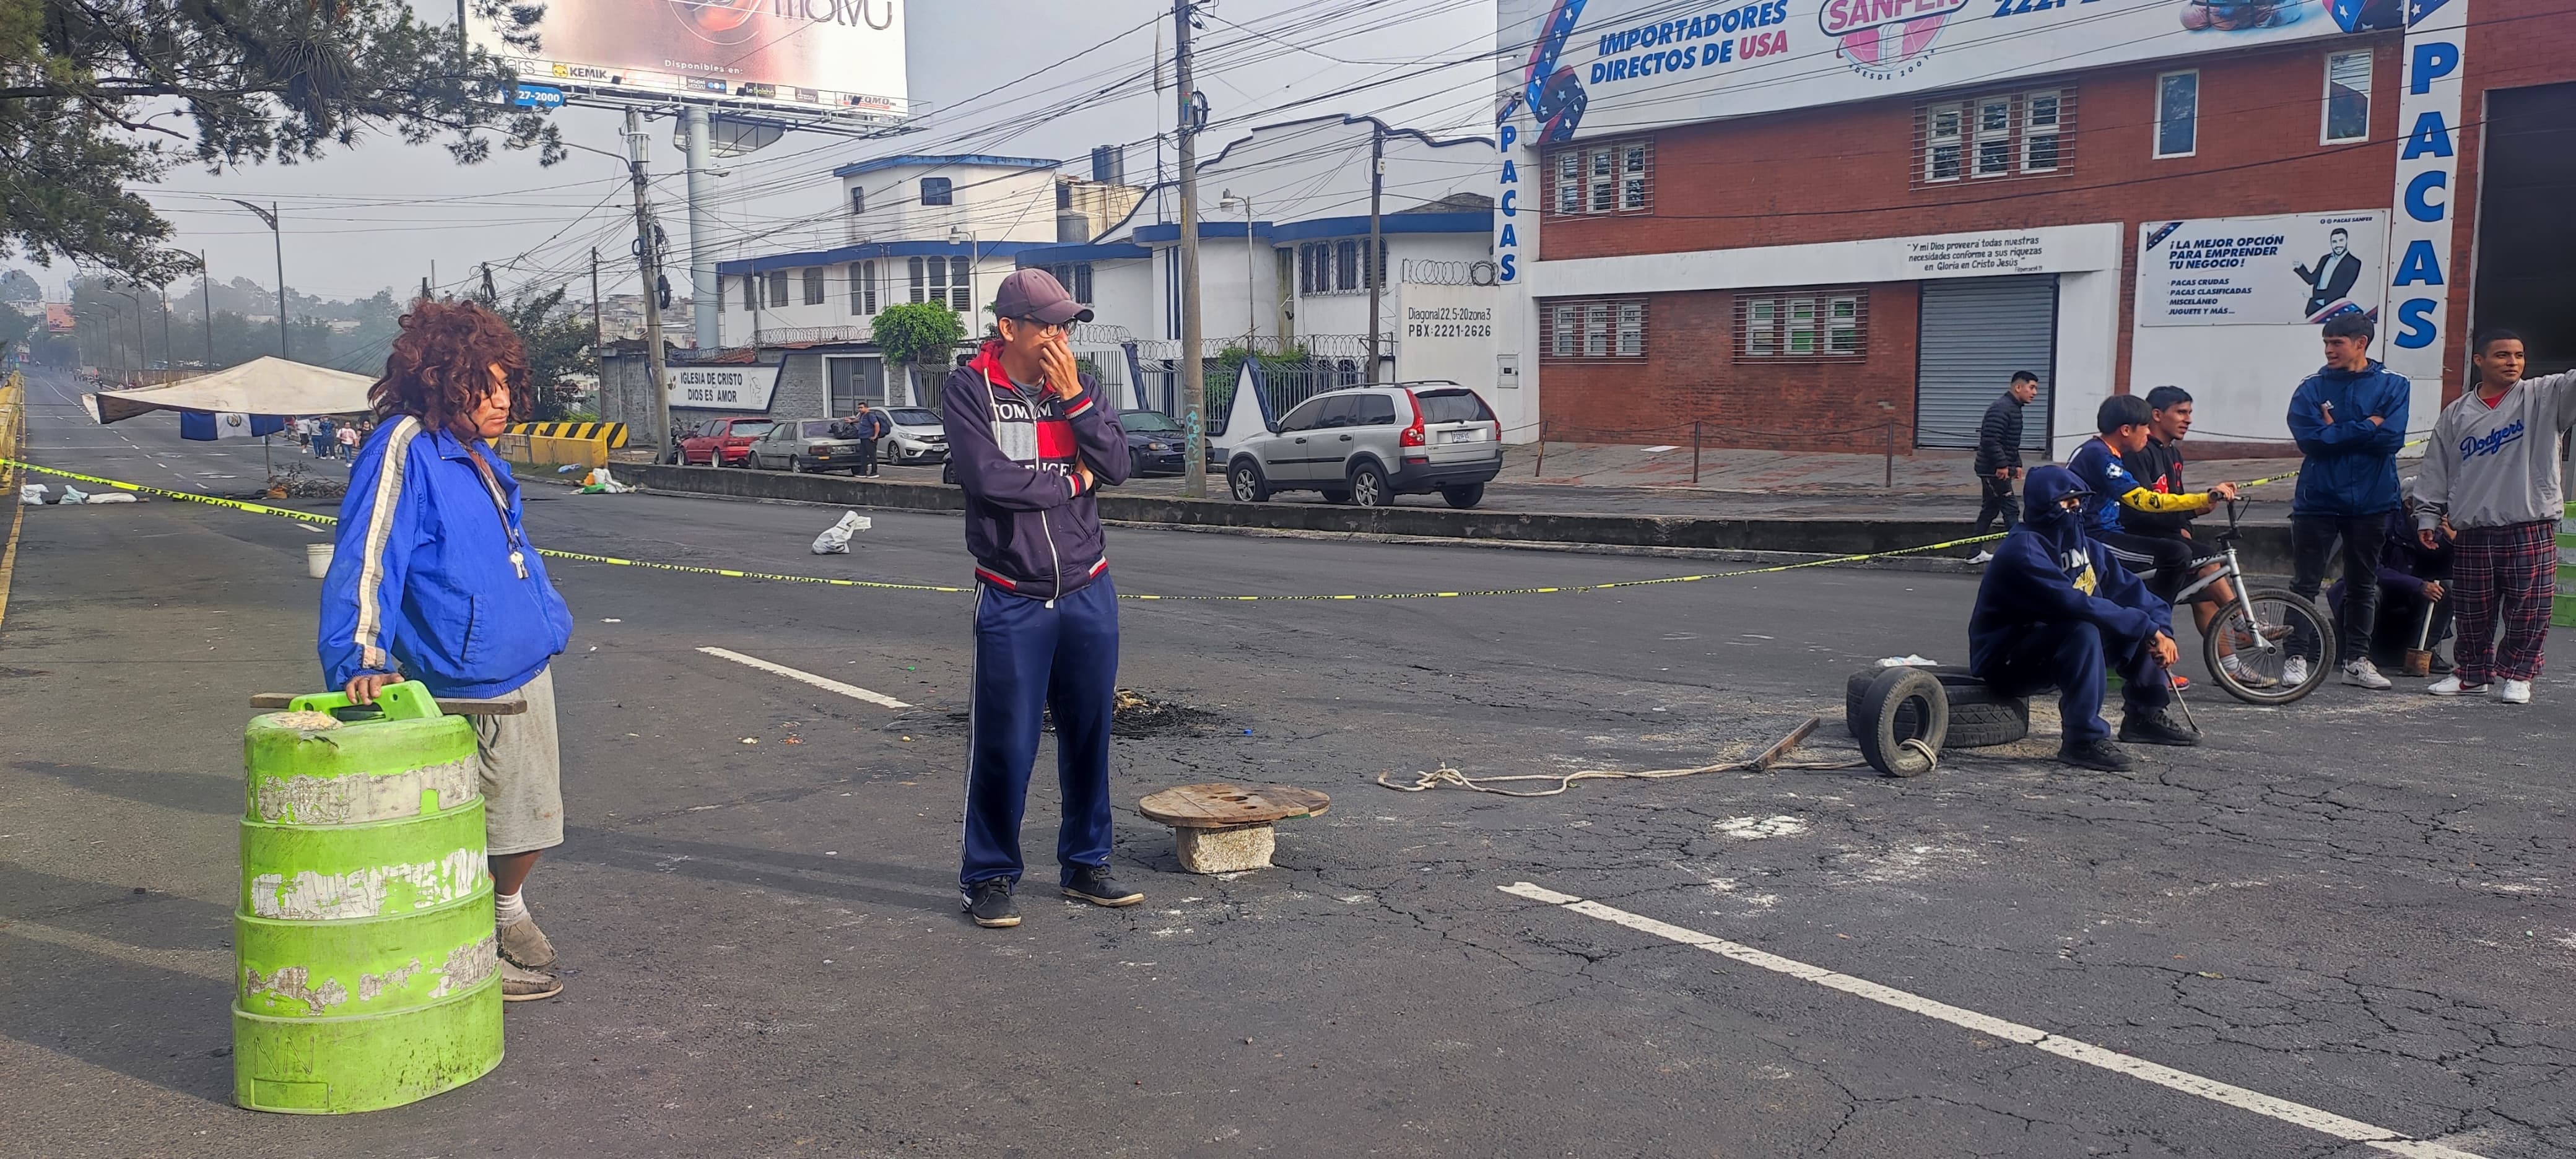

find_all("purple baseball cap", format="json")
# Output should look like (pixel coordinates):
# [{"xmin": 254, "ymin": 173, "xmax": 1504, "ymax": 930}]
[{"xmin": 992, "ymin": 267, "xmax": 1094, "ymax": 326}]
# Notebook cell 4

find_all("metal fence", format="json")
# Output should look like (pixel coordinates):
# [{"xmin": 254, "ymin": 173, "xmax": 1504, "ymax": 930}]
[{"xmin": 1127, "ymin": 357, "xmax": 1384, "ymax": 433}]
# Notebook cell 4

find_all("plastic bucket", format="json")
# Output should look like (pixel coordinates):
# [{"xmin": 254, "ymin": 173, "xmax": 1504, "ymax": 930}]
[{"xmin": 305, "ymin": 543, "xmax": 334, "ymax": 579}]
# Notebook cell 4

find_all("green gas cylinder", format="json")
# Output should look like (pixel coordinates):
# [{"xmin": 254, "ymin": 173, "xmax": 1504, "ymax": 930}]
[{"xmin": 233, "ymin": 680, "xmax": 503, "ymax": 1113}]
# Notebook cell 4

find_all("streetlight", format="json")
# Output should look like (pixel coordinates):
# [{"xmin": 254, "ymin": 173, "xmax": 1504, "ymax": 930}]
[
  {"xmin": 1219, "ymin": 190, "xmax": 1257, "ymax": 345},
  {"xmin": 225, "ymin": 199, "xmax": 289, "ymax": 360}
]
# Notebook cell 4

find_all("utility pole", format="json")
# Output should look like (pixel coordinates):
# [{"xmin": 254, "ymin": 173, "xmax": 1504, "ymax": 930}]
[
  {"xmin": 590, "ymin": 246, "xmax": 608, "ymax": 423},
  {"xmin": 684, "ymin": 106, "xmax": 720, "ymax": 352},
  {"xmin": 199, "ymin": 254, "xmax": 214, "ymax": 367},
  {"xmin": 625, "ymin": 108, "xmax": 674, "ymax": 456},
  {"xmin": 481, "ymin": 262, "xmax": 497, "ymax": 303},
  {"xmin": 1365, "ymin": 122, "xmax": 1385, "ymax": 384},
  {"xmin": 1173, "ymin": 0, "xmax": 1208, "ymax": 497},
  {"xmin": 159, "ymin": 285, "xmax": 172, "ymax": 373}
]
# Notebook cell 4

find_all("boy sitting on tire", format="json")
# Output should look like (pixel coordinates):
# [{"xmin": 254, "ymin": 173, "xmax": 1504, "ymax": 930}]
[{"xmin": 1969, "ymin": 465, "xmax": 2200, "ymax": 771}]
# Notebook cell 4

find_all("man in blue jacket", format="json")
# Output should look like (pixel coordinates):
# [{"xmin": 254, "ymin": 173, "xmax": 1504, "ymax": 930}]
[
  {"xmin": 2284, "ymin": 313, "xmax": 2411, "ymax": 690},
  {"xmin": 944, "ymin": 269, "xmax": 1137, "ymax": 929},
  {"xmin": 318, "ymin": 299, "xmax": 576, "ymax": 1001},
  {"xmin": 1969, "ymin": 466, "xmax": 2197, "ymax": 771}
]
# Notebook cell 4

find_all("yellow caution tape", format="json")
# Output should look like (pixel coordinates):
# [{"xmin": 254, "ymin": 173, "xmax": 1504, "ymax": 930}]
[
  {"xmin": 2239, "ymin": 435, "xmax": 2429, "ymax": 489},
  {"xmin": 0, "ymin": 457, "xmax": 2001, "ymax": 601}
]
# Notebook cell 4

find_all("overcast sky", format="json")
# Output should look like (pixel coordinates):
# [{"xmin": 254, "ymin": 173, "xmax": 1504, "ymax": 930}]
[{"xmin": 94, "ymin": 0, "xmax": 1494, "ymax": 304}]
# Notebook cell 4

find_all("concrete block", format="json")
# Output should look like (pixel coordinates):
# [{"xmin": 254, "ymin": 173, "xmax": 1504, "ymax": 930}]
[{"xmin": 1174, "ymin": 824, "xmax": 1274, "ymax": 874}]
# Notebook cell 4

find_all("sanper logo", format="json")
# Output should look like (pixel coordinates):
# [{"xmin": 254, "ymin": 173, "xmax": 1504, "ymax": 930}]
[{"xmin": 1819, "ymin": 0, "xmax": 1968, "ymax": 78}]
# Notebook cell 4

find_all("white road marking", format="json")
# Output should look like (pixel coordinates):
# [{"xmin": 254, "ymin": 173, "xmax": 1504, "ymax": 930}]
[
  {"xmin": 697, "ymin": 646, "xmax": 911, "ymax": 709},
  {"xmin": 1499, "ymin": 883, "xmax": 2490, "ymax": 1159}
]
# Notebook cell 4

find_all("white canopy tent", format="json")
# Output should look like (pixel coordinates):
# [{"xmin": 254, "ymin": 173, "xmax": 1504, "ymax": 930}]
[{"xmin": 82, "ymin": 357, "xmax": 374, "ymax": 426}]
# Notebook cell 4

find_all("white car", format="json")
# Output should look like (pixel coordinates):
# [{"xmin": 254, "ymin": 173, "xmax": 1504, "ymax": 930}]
[{"xmin": 877, "ymin": 407, "xmax": 947, "ymax": 466}]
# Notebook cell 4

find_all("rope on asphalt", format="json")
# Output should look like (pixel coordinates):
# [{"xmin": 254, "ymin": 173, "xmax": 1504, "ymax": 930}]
[
  {"xmin": 1373, "ymin": 718, "xmax": 1933, "ymax": 797},
  {"xmin": 0, "ymin": 458, "xmax": 2003, "ymax": 602}
]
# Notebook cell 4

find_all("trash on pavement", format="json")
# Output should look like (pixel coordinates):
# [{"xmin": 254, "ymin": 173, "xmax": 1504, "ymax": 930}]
[
  {"xmin": 58, "ymin": 486, "xmax": 89, "ymax": 504},
  {"xmin": 578, "ymin": 467, "xmax": 635, "ymax": 494},
  {"xmin": 85, "ymin": 492, "xmax": 136, "ymax": 504},
  {"xmin": 18, "ymin": 483, "xmax": 46, "ymax": 505},
  {"xmin": 811, "ymin": 510, "xmax": 871, "ymax": 554},
  {"xmin": 1876, "ymin": 654, "xmax": 1939, "ymax": 667}
]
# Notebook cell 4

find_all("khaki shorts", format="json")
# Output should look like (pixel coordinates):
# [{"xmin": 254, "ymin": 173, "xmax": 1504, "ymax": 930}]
[{"xmin": 476, "ymin": 666, "xmax": 565, "ymax": 856}]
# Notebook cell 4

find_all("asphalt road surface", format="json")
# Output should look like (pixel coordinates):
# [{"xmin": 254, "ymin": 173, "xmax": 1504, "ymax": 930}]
[{"xmin": 3, "ymin": 367, "xmax": 2569, "ymax": 1158}]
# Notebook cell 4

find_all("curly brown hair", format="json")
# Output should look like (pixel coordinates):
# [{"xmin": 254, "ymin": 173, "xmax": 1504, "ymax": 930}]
[{"xmin": 371, "ymin": 298, "xmax": 531, "ymax": 435}]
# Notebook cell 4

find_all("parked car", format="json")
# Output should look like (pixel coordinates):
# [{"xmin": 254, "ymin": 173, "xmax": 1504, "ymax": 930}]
[
  {"xmin": 746, "ymin": 418, "xmax": 872, "ymax": 474},
  {"xmin": 1222, "ymin": 383, "xmax": 1502, "ymax": 508},
  {"xmin": 677, "ymin": 417, "xmax": 775, "ymax": 467},
  {"xmin": 1118, "ymin": 409, "xmax": 1190, "ymax": 477},
  {"xmin": 876, "ymin": 407, "xmax": 947, "ymax": 466}
]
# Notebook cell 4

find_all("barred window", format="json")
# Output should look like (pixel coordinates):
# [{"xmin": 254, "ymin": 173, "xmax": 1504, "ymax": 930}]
[
  {"xmin": 850, "ymin": 261, "xmax": 877, "ymax": 315},
  {"xmin": 1545, "ymin": 139, "xmax": 1654, "ymax": 217},
  {"xmin": 741, "ymin": 274, "xmax": 757, "ymax": 311},
  {"xmin": 1541, "ymin": 298, "xmax": 1647, "ymax": 360},
  {"xmin": 1046, "ymin": 262, "xmax": 1094, "ymax": 304},
  {"xmin": 949, "ymin": 256, "xmax": 972, "ymax": 311},
  {"xmin": 765, "ymin": 271, "xmax": 788, "ymax": 308},
  {"xmin": 802, "ymin": 267, "xmax": 826, "ymax": 306},
  {"xmin": 1736, "ymin": 290, "xmax": 1868, "ymax": 361},
  {"xmin": 1919, "ymin": 88, "xmax": 2074, "ymax": 187}
]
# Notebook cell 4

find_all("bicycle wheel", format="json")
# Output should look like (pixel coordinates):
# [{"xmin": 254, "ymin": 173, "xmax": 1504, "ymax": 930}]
[{"xmin": 2203, "ymin": 587, "xmax": 2334, "ymax": 705}]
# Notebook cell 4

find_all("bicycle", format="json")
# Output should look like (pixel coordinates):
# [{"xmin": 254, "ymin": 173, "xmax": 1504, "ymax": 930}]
[{"xmin": 2156, "ymin": 497, "xmax": 2334, "ymax": 705}]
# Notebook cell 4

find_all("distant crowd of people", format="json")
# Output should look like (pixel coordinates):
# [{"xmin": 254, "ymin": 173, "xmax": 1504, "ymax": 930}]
[
  {"xmin": 1969, "ymin": 314, "xmax": 2571, "ymax": 770},
  {"xmin": 289, "ymin": 415, "xmax": 370, "ymax": 459}
]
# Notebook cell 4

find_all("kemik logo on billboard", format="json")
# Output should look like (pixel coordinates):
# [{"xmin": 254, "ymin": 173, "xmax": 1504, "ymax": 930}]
[{"xmin": 1821, "ymin": 0, "xmax": 1969, "ymax": 79}]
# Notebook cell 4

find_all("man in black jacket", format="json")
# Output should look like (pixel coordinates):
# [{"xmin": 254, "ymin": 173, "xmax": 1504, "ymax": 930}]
[{"xmin": 1972, "ymin": 371, "xmax": 2041, "ymax": 549}]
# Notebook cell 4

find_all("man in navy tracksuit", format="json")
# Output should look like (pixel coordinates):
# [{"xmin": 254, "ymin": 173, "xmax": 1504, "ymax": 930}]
[
  {"xmin": 1969, "ymin": 466, "xmax": 2198, "ymax": 771},
  {"xmin": 946, "ymin": 269, "xmax": 1137, "ymax": 929}
]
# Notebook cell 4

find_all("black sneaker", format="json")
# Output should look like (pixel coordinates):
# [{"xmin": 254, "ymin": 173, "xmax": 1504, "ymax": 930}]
[
  {"xmin": 1061, "ymin": 865, "xmax": 1144, "ymax": 907},
  {"xmin": 2429, "ymin": 654, "xmax": 2455, "ymax": 675},
  {"xmin": 964, "ymin": 880, "xmax": 1019, "ymax": 928},
  {"xmin": 2057, "ymin": 737, "xmax": 2134, "ymax": 771},
  {"xmin": 2117, "ymin": 704, "xmax": 2202, "ymax": 747}
]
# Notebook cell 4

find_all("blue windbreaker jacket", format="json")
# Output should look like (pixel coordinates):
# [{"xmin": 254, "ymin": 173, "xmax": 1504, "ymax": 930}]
[
  {"xmin": 2286, "ymin": 360, "xmax": 2410, "ymax": 518},
  {"xmin": 1968, "ymin": 466, "xmax": 2171, "ymax": 677},
  {"xmin": 316, "ymin": 417, "xmax": 575, "ymax": 698}
]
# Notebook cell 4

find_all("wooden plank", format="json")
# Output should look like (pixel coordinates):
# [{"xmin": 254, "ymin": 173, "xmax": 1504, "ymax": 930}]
[
  {"xmin": 250, "ymin": 693, "xmax": 528, "ymax": 716},
  {"xmin": 1139, "ymin": 783, "xmax": 1330, "ymax": 828}
]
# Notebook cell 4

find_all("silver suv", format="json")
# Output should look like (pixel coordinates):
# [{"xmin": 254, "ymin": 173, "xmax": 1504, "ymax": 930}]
[{"xmin": 1224, "ymin": 383, "xmax": 1502, "ymax": 508}]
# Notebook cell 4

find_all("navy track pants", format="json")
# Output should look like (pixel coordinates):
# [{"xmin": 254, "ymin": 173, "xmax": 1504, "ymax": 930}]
[
  {"xmin": 1975, "ymin": 622, "xmax": 2170, "ymax": 744},
  {"xmin": 959, "ymin": 576, "xmax": 1120, "ymax": 892}
]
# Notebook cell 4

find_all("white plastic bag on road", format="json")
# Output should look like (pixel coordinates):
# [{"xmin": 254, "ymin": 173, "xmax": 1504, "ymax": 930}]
[
  {"xmin": 580, "ymin": 467, "xmax": 636, "ymax": 494},
  {"xmin": 86, "ymin": 492, "xmax": 136, "ymax": 504},
  {"xmin": 57, "ymin": 486, "xmax": 89, "ymax": 505},
  {"xmin": 810, "ymin": 510, "xmax": 871, "ymax": 555},
  {"xmin": 17, "ymin": 483, "xmax": 45, "ymax": 505}
]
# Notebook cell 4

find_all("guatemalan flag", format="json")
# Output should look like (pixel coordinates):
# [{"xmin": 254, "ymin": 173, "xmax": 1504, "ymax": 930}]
[{"xmin": 179, "ymin": 410, "xmax": 285, "ymax": 441}]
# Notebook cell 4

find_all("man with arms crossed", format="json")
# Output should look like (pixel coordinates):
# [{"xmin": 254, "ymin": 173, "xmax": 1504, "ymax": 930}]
[
  {"xmin": 2284, "ymin": 313, "xmax": 2410, "ymax": 690},
  {"xmin": 2410, "ymin": 329, "xmax": 2576, "ymax": 704}
]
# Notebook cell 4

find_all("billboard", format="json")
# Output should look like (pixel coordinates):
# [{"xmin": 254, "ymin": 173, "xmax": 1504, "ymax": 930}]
[
  {"xmin": 464, "ymin": 0, "xmax": 907, "ymax": 117},
  {"xmin": 666, "ymin": 362, "xmax": 781, "ymax": 409},
  {"xmin": 2136, "ymin": 211, "xmax": 2388, "ymax": 326},
  {"xmin": 1503, "ymin": 0, "xmax": 2396, "ymax": 142}
]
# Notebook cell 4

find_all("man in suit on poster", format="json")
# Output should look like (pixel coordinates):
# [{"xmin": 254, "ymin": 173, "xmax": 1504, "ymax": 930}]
[{"xmin": 2295, "ymin": 228, "xmax": 2363, "ymax": 319}]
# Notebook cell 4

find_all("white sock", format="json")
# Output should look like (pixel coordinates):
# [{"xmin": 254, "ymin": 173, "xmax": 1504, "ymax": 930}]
[{"xmin": 495, "ymin": 890, "xmax": 528, "ymax": 926}]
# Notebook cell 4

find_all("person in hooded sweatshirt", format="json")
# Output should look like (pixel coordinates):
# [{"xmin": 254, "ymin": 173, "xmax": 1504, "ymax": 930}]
[
  {"xmin": 2407, "ymin": 329, "xmax": 2576, "ymax": 705},
  {"xmin": 2283, "ymin": 311, "xmax": 2411, "ymax": 691},
  {"xmin": 942, "ymin": 268, "xmax": 1139, "ymax": 931},
  {"xmin": 1969, "ymin": 465, "xmax": 2200, "ymax": 771}
]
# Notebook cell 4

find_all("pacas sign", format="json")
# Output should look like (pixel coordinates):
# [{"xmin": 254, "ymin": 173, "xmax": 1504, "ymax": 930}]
[{"xmin": 663, "ymin": 363, "xmax": 781, "ymax": 410}]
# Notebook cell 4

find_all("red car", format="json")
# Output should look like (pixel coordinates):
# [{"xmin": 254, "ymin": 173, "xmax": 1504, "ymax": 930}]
[{"xmin": 677, "ymin": 417, "xmax": 775, "ymax": 467}]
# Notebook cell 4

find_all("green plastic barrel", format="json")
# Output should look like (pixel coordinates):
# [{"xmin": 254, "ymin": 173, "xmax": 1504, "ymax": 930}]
[{"xmin": 233, "ymin": 681, "xmax": 503, "ymax": 1114}]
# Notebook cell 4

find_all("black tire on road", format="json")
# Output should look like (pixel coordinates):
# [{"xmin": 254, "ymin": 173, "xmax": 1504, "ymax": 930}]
[
  {"xmin": 788, "ymin": 456, "xmax": 807, "ymax": 473},
  {"xmin": 1843, "ymin": 666, "xmax": 2029, "ymax": 749},
  {"xmin": 1230, "ymin": 460, "xmax": 1270, "ymax": 503},
  {"xmin": 1349, "ymin": 462, "xmax": 1391, "ymax": 507},
  {"xmin": 1320, "ymin": 488, "xmax": 1351, "ymax": 504},
  {"xmin": 1851, "ymin": 666, "xmax": 1947, "ymax": 777},
  {"xmin": 941, "ymin": 459, "xmax": 957, "ymax": 485},
  {"xmin": 1441, "ymin": 482, "xmax": 1486, "ymax": 509}
]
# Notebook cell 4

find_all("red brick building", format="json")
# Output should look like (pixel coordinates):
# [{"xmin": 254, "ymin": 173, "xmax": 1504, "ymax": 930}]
[{"xmin": 1492, "ymin": 0, "xmax": 2571, "ymax": 458}]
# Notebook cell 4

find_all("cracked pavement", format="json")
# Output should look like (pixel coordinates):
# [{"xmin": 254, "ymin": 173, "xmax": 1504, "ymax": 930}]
[{"xmin": 1, "ymin": 367, "xmax": 2568, "ymax": 1157}]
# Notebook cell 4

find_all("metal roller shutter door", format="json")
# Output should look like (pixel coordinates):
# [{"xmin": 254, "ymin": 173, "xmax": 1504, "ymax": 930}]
[{"xmin": 1915, "ymin": 274, "xmax": 2058, "ymax": 451}]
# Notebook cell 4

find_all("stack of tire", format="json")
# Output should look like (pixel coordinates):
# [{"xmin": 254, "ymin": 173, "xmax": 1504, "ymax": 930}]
[{"xmin": 1843, "ymin": 664, "xmax": 2030, "ymax": 777}]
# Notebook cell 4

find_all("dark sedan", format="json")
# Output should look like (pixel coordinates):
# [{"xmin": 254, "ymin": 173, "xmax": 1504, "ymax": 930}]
[{"xmin": 1118, "ymin": 409, "xmax": 1190, "ymax": 477}]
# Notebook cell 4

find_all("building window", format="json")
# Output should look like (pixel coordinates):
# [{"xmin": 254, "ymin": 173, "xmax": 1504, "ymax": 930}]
[
  {"xmin": 908, "ymin": 256, "xmax": 936, "ymax": 304},
  {"xmin": 765, "ymin": 271, "xmax": 788, "ymax": 308},
  {"xmin": 1047, "ymin": 263, "xmax": 1094, "ymax": 303},
  {"xmin": 920, "ymin": 176, "xmax": 953, "ymax": 206},
  {"xmin": 1334, "ymin": 240, "xmax": 1357, "ymax": 292},
  {"xmin": 2155, "ymin": 70, "xmax": 2198, "ymax": 158},
  {"xmin": 848, "ymin": 186, "xmax": 866, "ymax": 215},
  {"xmin": 1736, "ymin": 291, "xmax": 1868, "ymax": 361},
  {"xmin": 1298, "ymin": 243, "xmax": 1318, "ymax": 294},
  {"xmin": 949, "ymin": 256, "xmax": 972, "ymax": 311},
  {"xmin": 2323, "ymin": 50, "xmax": 2371, "ymax": 144},
  {"xmin": 1545, "ymin": 139, "xmax": 1653, "ymax": 216},
  {"xmin": 801, "ymin": 267, "xmax": 825, "ymax": 306},
  {"xmin": 1920, "ymin": 89, "xmax": 2073, "ymax": 186},
  {"xmin": 741, "ymin": 274, "xmax": 757, "ymax": 311},
  {"xmin": 1541, "ymin": 298, "xmax": 1647, "ymax": 360},
  {"xmin": 850, "ymin": 261, "xmax": 877, "ymax": 315}
]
